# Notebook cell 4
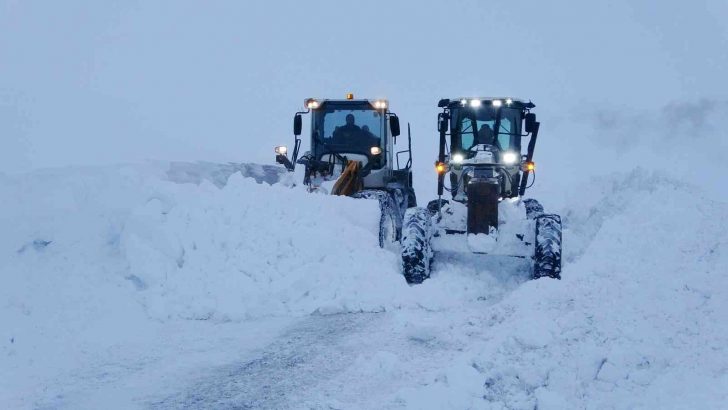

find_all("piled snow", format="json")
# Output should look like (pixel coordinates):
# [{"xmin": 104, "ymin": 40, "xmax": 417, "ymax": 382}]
[
  {"xmin": 0, "ymin": 161, "xmax": 413, "ymax": 324},
  {"xmin": 3, "ymin": 155, "xmax": 727, "ymax": 408},
  {"xmin": 398, "ymin": 171, "xmax": 728, "ymax": 409},
  {"xmin": 165, "ymin": 161, "xmax": 289, "ymax": 188},
  {"xmin": 0, "ymin": 161, "xmax": 412, "ymax": 406},
  {"xmin": 122, "ymin": 173, "xmax": 409, "ymax": 321}
]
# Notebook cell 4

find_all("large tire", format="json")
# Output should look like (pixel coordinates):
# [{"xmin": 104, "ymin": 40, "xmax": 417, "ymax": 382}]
[
  {"xmin": 523, "ymin": 198, "xmax": 544, "ymax": 220},
  {"xmin": 426, "ymin": 199, "xmax": 449, "ymax": 215},
  {"xmin": 400, "ymin": 207, "xmax": 433, "ymax": 284},
  {"xmin": 534, "ymin": 214, "xmax": 562, "ymax": 279},
  {"xmin": 353, "ymin": 190, "xmax": 400, "ymax": 248}
]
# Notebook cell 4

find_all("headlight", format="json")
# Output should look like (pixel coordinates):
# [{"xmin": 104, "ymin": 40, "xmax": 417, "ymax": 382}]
[
  {"xmin": 469, "ymin": 99, "xmax": 481, "ymax": 108},
  {"xmin": 275, "ymin": 145, "xmax": 288, "ymax": 155},
  {"xmin": 305, "ymin": 98, "xmax": 320, "ymax": 109},
  {"xmin": 372, "ymin": 100, "xmax": 388, "ymax": 109},
  {"xmin": 492, "ymin": 99, "xmax": 503, "ymax": 108},
  {"xmin": 502, "ymin": 151, "xmax": 518, "ymax": 165},
  {"xmin": 451, "ymin": 153, "xmax": 464, "ymax": 164},
  {"xmin": 370, "ymin": 146, "xmax": 382, "ymax": 155}
]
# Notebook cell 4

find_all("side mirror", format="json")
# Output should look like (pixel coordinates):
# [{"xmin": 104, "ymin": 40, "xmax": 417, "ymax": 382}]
[
  {"xmin": 293, "ymin": 114, "xmax": 302, "ymax": 136},
  {"xmin": 390, "ymin": 116, "xmax": 401, "ymax": 137},
  {"xmin": 438, "ymin": 113, "xmax": 449, "ymax": 133},
  {"xmin": 525, "ymin": 113, "xmax": 537, "ymax": 134}
]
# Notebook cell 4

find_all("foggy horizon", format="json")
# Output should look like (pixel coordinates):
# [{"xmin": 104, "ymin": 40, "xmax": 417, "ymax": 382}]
[{"xmin": 2, "ymin": 0, "xmax": 726, "ymax": 174}]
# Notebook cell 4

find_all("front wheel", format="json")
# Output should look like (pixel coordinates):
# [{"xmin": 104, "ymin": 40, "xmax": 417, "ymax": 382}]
[
  {"xmin": 533, "ymin": 214, "xmax": 562, "ymax": 279},
  {"xmin": 400, "ymin": 207, "xmax": 433, "ymax": 284}
]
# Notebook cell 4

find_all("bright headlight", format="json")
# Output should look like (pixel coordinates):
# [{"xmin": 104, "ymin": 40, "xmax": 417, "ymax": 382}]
[
  {"xmin": 451, "ymin": 153, "xmax": 464, "ymax": 164},
  {"xmin": 275, "ymin": 145, "xmax": 288, "ymax": 155},
  {"xmin": 470, "ymin": 99, "xmax": 481, "ymax": 108},
  {"xmin": 502, "ymin": 151, "xmax": 518, "ymax": 165},
  {"xmin": 492, "ymin": 99, "xmax": 503, "ymax": 108},
  {"xmin": 370, "ymin": 146, "xmax": 382, "ymax": 155},
  {"xmin": 373, "ymin": 100, "xmax": 388, "ymax": 109}
]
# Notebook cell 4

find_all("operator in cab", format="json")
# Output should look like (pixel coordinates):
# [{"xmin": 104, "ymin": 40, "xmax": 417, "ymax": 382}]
[
  {"xmin": 476, "ymin": 124, "xmax": 495, "ymax": 147},
  {"xmin": 332, "ymin": 114, "xmax": 361, "ymax": 144}
]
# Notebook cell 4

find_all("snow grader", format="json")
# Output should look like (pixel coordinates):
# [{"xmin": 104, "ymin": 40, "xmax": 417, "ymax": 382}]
[
  {"xmin": 274, "ymin": 94, "xmax": 417, "ymax": 248},
  {"xmin": 400, "ymin": 98, "xmax": 562, "ymax": 284}
]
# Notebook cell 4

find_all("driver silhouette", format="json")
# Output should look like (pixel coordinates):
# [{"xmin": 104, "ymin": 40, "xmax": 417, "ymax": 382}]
[
  {"xmin": 332, "ymin": 114, "xmax": 361, "ymax": 144},
  {"xmin": 476, "ymin": 124, "xmax": 495, "ymax": 147}
]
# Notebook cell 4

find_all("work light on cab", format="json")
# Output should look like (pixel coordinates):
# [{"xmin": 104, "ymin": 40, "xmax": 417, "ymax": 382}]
[
  {"xmin": 372, "ymin": 100, "xmax": 388, "ymax": 109},
  {"xmin": 305, "ymin": 98, "xmax": 320, "ymax": 109},
  {"xmin": 275, "ymin": 145, "xmax": 287, "ymax": 155}
]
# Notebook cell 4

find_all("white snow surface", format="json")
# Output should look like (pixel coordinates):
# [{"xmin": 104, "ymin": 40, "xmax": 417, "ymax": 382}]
[
  {"xmin": 1, "ymin": 160, "xmax": 727, "ymax": 409},
  {"xmin": 403, "ymin": 171, "xmax": 728, "ymax": 409}
]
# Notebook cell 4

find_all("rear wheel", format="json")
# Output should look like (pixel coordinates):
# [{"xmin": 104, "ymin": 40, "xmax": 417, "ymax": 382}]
[
  {"xmin": 534, "ymin": 214, "xmax": 562, "ymax": 279},
  {"xmin": 400, "ymin": 207, "xmax": 433, "ymax": 284}
]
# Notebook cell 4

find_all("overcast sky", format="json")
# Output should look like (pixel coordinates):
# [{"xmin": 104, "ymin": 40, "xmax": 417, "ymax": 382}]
[{"xmin": 1, "ymin": 0, "xmax": 726, "ymax": 175}]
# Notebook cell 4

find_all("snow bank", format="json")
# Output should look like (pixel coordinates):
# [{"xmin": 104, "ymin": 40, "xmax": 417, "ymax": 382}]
[
  {"xmin": 0, "ymin": 161, "xmax": 411, "ymax": 406},
  {"xmin": 121, "ymin": 171, "xmax": 409, "ymax": 321},
  {"xmin": 400, "ymin": 170, "xmax": 728, "ymax": 409},
  {"xmin": 3, "ymin": 155, "xmax": 727, "ymax": 408},
  {"xmin": 1, "ymin": 161, "xmax": 409, "ymax": 326},
  {"xmin": 165, "ymin": 161, "xmax": 289, "ymax": 188}
]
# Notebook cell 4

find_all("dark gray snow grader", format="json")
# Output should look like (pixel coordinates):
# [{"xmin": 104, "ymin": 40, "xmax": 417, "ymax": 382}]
[
  {"xmin": 400, "ymin": 97, "xmax": 562, "ymax": 284},
  {"xmin": 274, "ymin": 94, "xmax": 417, "ymax": 248}
]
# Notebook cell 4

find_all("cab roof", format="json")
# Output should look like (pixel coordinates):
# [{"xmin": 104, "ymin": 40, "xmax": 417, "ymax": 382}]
[
  {"xmin": 304, "ymin": 97, "xmax": 389, "ymax": 110},
  {"xmin": 438, "ymin": 97, "xmax": 535, "ymax": 109}
]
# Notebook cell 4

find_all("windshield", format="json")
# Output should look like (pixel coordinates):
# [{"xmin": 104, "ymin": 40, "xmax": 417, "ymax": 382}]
[
  {"xmin": 312, "ymin": 102, "xmax": 385, "ymax": 158},
  {"xmin": 452, "ymin": 106, "xmax": 521, "ymax": 153}
]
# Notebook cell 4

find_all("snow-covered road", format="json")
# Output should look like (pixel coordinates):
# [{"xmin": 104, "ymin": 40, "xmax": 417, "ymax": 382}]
[
  {"xmin": 2, "ymin": 161, "xmax": 727, "ymax": 409},
  {"xmin": 150, "ymin": 313, "xmax": 416, "ymax": 409},
  {"xmin": 149, "ymin": 256, "xmax": 528, "ymax": 409}
]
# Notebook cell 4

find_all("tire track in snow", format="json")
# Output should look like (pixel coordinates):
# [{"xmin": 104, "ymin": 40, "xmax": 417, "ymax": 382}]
[
  {"xmin": 148, "ymin": 313, "xmax": 386, "ymax": 409},
  {"xmin": 147, "ymin": 255, "xmax": 530, "ymax": 409}
]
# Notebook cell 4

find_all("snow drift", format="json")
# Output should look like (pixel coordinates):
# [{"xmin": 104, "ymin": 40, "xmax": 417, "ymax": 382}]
[
  {"xmin": 0, "ymin": 161, "xmax": 406, "ymax": 407},
  {"xmin": 2, "ymin": 149, "xmax": 727, "ymax": 408},
  {"xmin": 398, "ymin": 170, "xmax": 728, "ymax": 409},
  {"xmin": 1, "ymin": 161, "xmax": 411, "ymax": 326}
]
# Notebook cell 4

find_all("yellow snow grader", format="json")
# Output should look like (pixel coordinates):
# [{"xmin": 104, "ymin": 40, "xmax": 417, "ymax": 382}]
[{"xmin": 274, "ymin": 94, "xmax": 417, "ymax": 248}]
